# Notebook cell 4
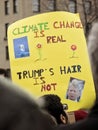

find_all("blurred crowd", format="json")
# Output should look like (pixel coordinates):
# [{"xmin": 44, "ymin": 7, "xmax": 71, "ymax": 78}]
[{"xmin": 0, "ymin": 22, "xmax": 98, "ymax": 130}]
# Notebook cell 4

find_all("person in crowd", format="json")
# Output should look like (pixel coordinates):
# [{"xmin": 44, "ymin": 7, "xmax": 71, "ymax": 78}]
[
  {"xmin": 39, "ymin": 94, "xmax": 69, "ymax": 125},
  {"xmin": 54, "ymin": 22, "xmax": 98, "ymax": 130},
  {"xmin": 74, "ymin": 110, "xmax": 88, "ymax": 121},
  {"xmin": 0, "ymin": 68, "xmax": 7, "ymax": 77},
  {"xmin": 0, "ymin": 77, "xmax": 56, "ymax": 130},
  {"xmin": 0, "ymin": 68, "xmax": 11, "ymax": 78},
  {"xmin": 66, "ymin": 79, "xmax": 84, "ymax": 102},
  {"xmin": 87, "ymin": 22, "xmax": 98, "ymax": 95}
]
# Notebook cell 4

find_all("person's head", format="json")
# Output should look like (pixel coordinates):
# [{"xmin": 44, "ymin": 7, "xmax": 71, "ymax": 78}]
[
  {"xmin": 67, "ymin": 79, "xmax": 82, "ymax": 101},
  {"xmin": 0, "ymin": 77, "xmax": 55, "ymax": 130},
  {"xmin": 39, "ymin": 94, "xmax": 69, "ymax": 125},
  {"xmin": 0, "ymin": 68, "xmax": 6, "ymax": 77},
  {"xmin": 19, "ymin": 44, "xmax": 25, "ymax": 52}
]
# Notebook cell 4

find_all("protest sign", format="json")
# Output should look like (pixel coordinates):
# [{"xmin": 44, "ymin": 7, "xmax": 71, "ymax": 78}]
[{"xmin": 8, "ymin": 11, "xmax": 96, "ymax": 111}]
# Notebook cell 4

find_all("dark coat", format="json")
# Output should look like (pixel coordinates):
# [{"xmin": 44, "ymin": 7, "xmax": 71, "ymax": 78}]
[{"xmin": 0, "ymin": 77, "xmax": 55, "ymax": 130}]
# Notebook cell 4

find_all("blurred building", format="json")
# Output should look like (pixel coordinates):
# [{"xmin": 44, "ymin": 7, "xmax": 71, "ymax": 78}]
[
  {"xmin": 0, "ymin": 0, "xmax": 34, "ymax": 78},
  {"xmin": 0, "ymin": 0, "xmax": 98, "ymax": 78}
]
